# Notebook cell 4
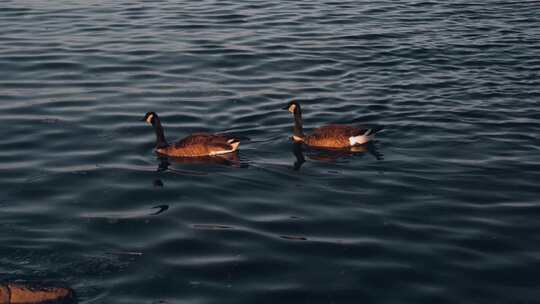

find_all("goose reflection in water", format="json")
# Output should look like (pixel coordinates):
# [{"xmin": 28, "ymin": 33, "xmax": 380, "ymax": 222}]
[
  {"xmin": 156, "ymin": 151, "xmax": 248, "ymax": 173},
  {"xmin": 291, "ymin": 141, "xmax": 383, "ymax": 171}
]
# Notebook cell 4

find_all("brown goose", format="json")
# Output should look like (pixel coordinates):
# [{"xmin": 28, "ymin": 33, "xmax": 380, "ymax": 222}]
[
  {"xmin": 0, "ymin": 283, "xmax": 74, "ymax": 304},
  {"xmin": 143, "ymin": 112, "xmax": 241, "ymax": 157},
  {"xmin": 283, "ymin": 100, "xmax": 381, "ymax": 148}
]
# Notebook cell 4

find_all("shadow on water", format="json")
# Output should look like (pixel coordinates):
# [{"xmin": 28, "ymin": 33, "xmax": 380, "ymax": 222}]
[{"xmin": 291, "ymin": 141, "xmax": 383, "ymax": 171}]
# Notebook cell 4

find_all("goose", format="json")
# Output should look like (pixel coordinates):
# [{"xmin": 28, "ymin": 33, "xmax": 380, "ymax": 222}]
[
  {"xmin": 283, "ymin": 100, "xmax": 381, "ymax": 148},
  {"xmin": 142, "ymin": 112, "xmax": 241, "ymax": 157},
  {"xmin": 0, "ymin": 283, "xmax": 74, "ymax": 304}
]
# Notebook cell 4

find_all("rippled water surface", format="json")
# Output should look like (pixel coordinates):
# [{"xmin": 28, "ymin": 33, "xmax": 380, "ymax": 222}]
[{"xmin": 1, "ymin": 1, "xmax": 540, "ymax": 303}]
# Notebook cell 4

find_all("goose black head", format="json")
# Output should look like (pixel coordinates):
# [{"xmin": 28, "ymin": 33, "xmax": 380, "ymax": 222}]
[
  {"xmin": 142, "ymin": 112, "xmax": 157, "ymax": 125},
  {"xmin": 282, "ymin": 100, "xmax": 300, "ymax": 113}
]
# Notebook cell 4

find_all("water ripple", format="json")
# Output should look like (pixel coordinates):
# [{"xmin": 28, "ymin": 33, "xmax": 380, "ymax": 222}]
[{"xmin": 1, "ymin": 0, "xmax": 539, "ymax": 303}]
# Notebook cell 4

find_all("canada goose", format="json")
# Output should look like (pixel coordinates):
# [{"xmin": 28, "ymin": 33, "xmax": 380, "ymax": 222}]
[
  {"xmin": 142, "ymin": 112, "xmax": 241, "ymax": 157},
  {"xmin": 283, "ymin": 100, "xmax": 382, "ymax": 148},
  {"xmin": 0, "ymin": 283, "xmax": 75, "ymax": 304}
]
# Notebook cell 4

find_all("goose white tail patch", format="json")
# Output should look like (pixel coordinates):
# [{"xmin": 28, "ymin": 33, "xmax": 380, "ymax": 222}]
[
  {"xmin": 209, "ymin": 141, "xmax": 240, "ymax": 156},
  {"xmin": 230, "ymin": 141, "xmax": 240, "ymax": 151},
  {"xmin": 349, "ymin": 130, "xmax": 374, "ymax": 146}
]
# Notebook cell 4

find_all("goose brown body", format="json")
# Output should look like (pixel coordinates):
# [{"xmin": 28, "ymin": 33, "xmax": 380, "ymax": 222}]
[
  {"xmin": 156, "ymin": 133, "xmax": 239, "ymax": 157},
  {"xmin": 143, "ymin": 112, "xmax": 240, "ymax": 157},
  {"xmin": 0, "ymin": 283, "xmax": 75, "ymax": 304},
  {"xmin": 303, "ymin": 125, "xmax": 364, "ymax": 148}
]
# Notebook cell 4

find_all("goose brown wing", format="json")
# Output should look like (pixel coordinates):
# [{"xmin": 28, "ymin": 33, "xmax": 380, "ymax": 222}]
[
  {"xmin": 161, "ymin": 133, "xmax": 235, "ymax": 157},
  {"xmin": 305, "ymin": 125, "xmax": 362, "ymax": 148},
  {"xmin": 312, "ymin": 125, "xmax": 362, "ymax": 136},
  {"xmin": 173, "ymin": 133, "xmax": 224, "ymax": 147}
]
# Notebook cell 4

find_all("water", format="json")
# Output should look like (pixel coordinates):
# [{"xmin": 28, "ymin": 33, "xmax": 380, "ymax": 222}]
[{"xmin": 1, "ymin": 1, "xmax": 540, "ymax": 303}]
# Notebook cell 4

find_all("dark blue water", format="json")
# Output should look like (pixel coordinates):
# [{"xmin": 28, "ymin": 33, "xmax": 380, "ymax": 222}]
[{"xmin": 1, "ymin": 1, "xmax": 540, "ymax": 303}]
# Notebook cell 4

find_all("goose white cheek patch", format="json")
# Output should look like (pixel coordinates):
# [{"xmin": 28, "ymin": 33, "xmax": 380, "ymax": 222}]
[
  {"xmin": 289, "ymin": 104, "xmax": 296, "ymax": 112},
  {"xmin": 146, "ymin": 114, "xmax": 154, "ymax": 124},
  {"xmin": 292, "ymin": 135, "xmax": 303, "ymax": 142}
]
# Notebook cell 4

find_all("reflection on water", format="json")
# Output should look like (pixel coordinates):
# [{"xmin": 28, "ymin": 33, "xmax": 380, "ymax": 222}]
[
  {"xmin": 291, "ymin": 141, "xmax": 383, "ymax": 171},
  {"xmin": 291, "ymin": 143, "xmax": 306, "ymax": 171},
  {"xmin": 150, "ymin": 204, "xmax": 169, "ymax": 216},
  {"xmin": 280, "ymin": 235, "xmax": 308, "ymax": 241},
  {"xmin": 156, "ymin": 151, "xmax": 248, "ymax": 174},
  {"xmin": 81, "ymin": 205, "xmax": 170, "ymax": 220},
  {"xmin": 152, "ymin": 179, "xmax": 164, "ymax": 188},
  {"xmin": 192, "ymin": 224, "xmax": 234, "ymax": 230}
]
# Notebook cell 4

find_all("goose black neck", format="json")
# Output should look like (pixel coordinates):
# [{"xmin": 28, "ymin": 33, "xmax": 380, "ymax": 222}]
[
  {"xmin": 293, "ymin": 107, "xmax": 304, "ymax": 138},
  {"xmin": 152, "ymin": 116, "xmax": 168, "ymax": 149}
]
